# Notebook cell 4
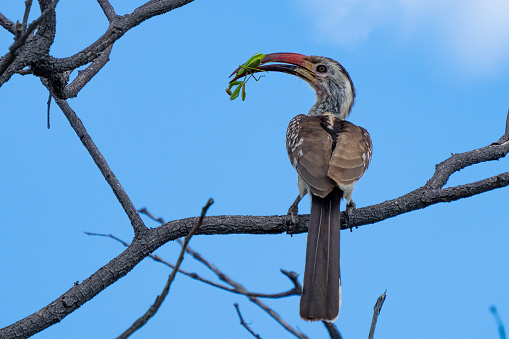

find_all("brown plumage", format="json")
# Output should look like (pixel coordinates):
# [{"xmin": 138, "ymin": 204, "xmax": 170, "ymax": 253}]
[
  {"xmin": 231, "ymin": 53, "xmax": 372, "ymax": 321},
  {"xmin": 287, "ymin": 112, "xmax": 371, "ymax": 321}
]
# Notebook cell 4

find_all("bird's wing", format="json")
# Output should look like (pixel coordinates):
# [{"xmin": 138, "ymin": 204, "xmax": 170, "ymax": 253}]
[
  {"xmin": 327, "ymin": 120, "xmax": 372, "ymax": 190},
  {"xmin": 286, "ymin": 114, "xmax": 337, "ymax": 197}
]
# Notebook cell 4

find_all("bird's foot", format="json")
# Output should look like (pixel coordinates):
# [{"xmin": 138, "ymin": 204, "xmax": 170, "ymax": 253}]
[
  {"xmin": 345, "ymin": 201, "xmax": 357, "ymax": 231},
  {"xmin": 287, "ymin": 201, "xmax": 299, "ymax": 225},
  {"xmin": 286, "ymin": 195, "xmax": 302, "ymax": 233}
]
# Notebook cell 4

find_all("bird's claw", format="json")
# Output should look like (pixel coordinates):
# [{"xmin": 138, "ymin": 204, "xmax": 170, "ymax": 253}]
[
  {"xmin": 287, "ymin": 202, "xmax": 299, "ymax": 225},
  {"xmin": 345, "ymin": 201, "xmax": 357, "ymax": 231}
]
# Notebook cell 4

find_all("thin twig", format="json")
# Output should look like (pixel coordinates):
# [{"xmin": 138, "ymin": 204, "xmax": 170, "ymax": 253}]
[
  {"xmin": 17, "ymin": 0, "xmax": 34, "ymax": 40},
  {"xmin": 368, "ymin": 290, "xmax": 387, "ymax": 339},
  {"xmin": 87, "ymin": 232, "xmax": 305, "ymax": 338},
  {"xmin": 323, "ymin": 321, "xmax": 343, "ymax": 339},
  {"xmin": 138, "ymin": 207, "xmax": 165, "ymax": 224},
  {"xmin": 234, "ymin": 303, "xmax": 263, "ymax": 339},
  {"xmin": 183, "ymin": 245, "xmax": 308, "ymax": 339},
  {"xmin": 86, "ymin": 234, "xmax": 301, "ymax": 299},
  {"xmin": 85, "ymin": 231, "xmax": 246, "ymax": 295},
  {"xmin": 22, "ymin": 0, "xmax": 33, "ymax": 31},
  {"xmin": 97, "ymin": 0, "xmax": 117, "ymax": 22},
  {"xmin": 117, "ymin": 198, "xmax": 214, "ymax": 339},
  {"xmin": 138, "ymin": 208, "xmax": 302, "ymax": 298},
  {"xmin": 490, "ymin": 305, "xmax": 507, "ymax": 339},
  {"xmin": 51, "ymin": 98, "xmax": 146, "ymax": 236},
  {"xmin": 46, "ymin": 92, "xmax": 51, "ymax": 129},
  {"xmin": 137, "ymin": 207, "xmax": 306, "ymax": 338}
]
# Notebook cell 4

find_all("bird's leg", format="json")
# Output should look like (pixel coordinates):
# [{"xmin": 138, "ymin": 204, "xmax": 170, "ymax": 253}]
[
  {"xmin": 288, "ymin": 194, "xmax": 303, "ymax": 223},
  {"xmin": 345, "ymin": 200, "xmax": 356, "ymax": 216},
  {"xmin": 343, "ymin": 189, "xmax": 358, "ymax": 230},
  {"xmin": 287, "ymin": 176, "xmax": 308, "ymax": 225}
]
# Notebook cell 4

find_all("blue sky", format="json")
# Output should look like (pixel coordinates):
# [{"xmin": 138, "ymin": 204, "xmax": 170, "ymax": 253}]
[{"xmin": 1, "ymin": 1, "xmax": 508, "ymax": 338}]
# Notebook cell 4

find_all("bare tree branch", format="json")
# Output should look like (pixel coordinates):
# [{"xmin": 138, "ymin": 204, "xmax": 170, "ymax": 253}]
[
  {"xmin": 85, "ymin": 231, "xmax": 246, "ymax": 294},
  {"xmin": 21, "ymin": 0, "xmax": 34, "ymax": 35},
  {"xmin": 46, "ymin": 92, "xmax": 51, "ymax": 129},
  {"xmin": 87, "ymin": 228, "xmax": 306, "ymax": 337},
  {"xmin": 490, "ymin": 305, "xmax": 507, "ymax": 339},
  {"xmin": 1, "ymin": 0, "xmax": 195, "ymax": 89},
  {"xmin": 368, "ymin": 290, "xmax": 387, "ymax": 339},
  {"xmin": 234, "ymin": 303, "xmax": 263, "ymax": 339},
  {"xmin": 117, "ymin": 198, "xmax": 214, "ymax": 339},
  {"xmin": 44, "ymin": 0, "xmax": 196, "ymax": 76},
  {"xmin": 0, "ymin": 12, "xmax": 16, "ymax": 34},
  {"xmin": 136, "ymin": 208, "xmax": 307, "ymax": 338},
  {"xmin": 63, "ymin": 44, "xmax": 113, "ymax": 98},
  {"xmin": 494, "ymin": 109, "xmax": 509, "ymax": 145},
  {"xmin": 97, "ymin": 0, "xmax": 117, "ymax": 22},
  {"xmin": 0, "ymin": 0, "xmax": 59, "ymax": 78},
  {"xmin": 248, "ymin": 297, "xmax": 309, "ymax": 339},
  {"xmin": 87, "ymin": 233, "xmax": 301, "ymax": 300},
  {"xmin": 182, "ymin": 242, "xmax": 308, "ymax": 338},
  {"xmin": 323, "ymin": 321, "xmax": 343, "ymax": 339},
  {"xmin": 136, "ymin": 208, "xmax": 303, "ymax": 298},
  {"xmin": 49, "ymin": 97, "xmax": 147, "ymax": 237}
]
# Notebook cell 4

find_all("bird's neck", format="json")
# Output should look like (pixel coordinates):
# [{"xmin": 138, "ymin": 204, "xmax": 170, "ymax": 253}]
[{"xmin": 307, "ymin": 83, "xmax": 354, "ymax": 120}]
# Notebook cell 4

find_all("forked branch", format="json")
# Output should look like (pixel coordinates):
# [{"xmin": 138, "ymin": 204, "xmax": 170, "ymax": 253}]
[{"xmin": 117, "ymin": 199, "xmax": 214, "ymax": 339}]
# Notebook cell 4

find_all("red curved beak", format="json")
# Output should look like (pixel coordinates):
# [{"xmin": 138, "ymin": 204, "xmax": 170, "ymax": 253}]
[{"xmin": 229, "ymin": 52, "xmax": 315, "ymax": 84}]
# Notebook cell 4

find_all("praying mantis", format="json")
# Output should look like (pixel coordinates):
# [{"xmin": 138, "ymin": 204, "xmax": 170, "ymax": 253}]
[{"xmin": 226, "ymin": 52, "xmax": 265, "ymax": 101}]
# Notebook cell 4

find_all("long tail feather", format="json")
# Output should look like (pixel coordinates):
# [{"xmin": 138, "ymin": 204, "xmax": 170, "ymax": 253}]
[{"xmin": 300, "ymin": 187, "xmax": 342, "ymax": 321}]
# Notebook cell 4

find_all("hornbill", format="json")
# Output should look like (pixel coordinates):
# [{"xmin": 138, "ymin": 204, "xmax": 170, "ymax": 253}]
[{"xmin": 232, "ymin": 53, "xmax": 372, "ymax": 322}]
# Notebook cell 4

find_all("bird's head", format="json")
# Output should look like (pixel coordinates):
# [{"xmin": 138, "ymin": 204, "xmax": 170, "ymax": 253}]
[{"xmin": 232, "ymin": 53, "xmax": 355, "ymax": 119}]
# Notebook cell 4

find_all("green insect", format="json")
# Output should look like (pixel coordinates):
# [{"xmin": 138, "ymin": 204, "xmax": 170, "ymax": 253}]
[{"xmin": 226, "ymin": 52, "xmax": 265, "ymax": 101}]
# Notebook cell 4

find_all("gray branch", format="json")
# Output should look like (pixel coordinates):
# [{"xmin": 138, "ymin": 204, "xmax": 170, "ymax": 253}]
[
  {"xmin": 0, "ymin": 12, "xmax": 16, "ymax": 34},
  {"xmin": 97, "ymin": 0, "xmax": 117, "ymax": 22},
  {"xmin": 0, "ymin": 0, "xmax": 59, "ymax": 81},
  {"xmin": 117, "ymin": 198, "xmax": 213, "ymax": 339},
  {"xmin": 0, "ymin": 0, "xmax": 195, "ymax": 88},
  {"xmin": 368, "ymin": 291, "xmax": 387, "ymax": 339},
  {"xmin": 63, "ymin": 44, "xmax": 113, "ymax": 98},
  {"xmin": 48, "ymin": 97, "xmax": 147, "ymax": 237}
]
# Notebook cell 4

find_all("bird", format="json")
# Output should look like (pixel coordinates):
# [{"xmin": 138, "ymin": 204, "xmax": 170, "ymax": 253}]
[{"xmin": 231, "ymin": 53, "xmax": 372, "ymax": 322}]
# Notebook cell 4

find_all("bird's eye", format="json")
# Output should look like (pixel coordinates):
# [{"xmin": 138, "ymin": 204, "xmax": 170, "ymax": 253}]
[{"xmin": 316, "ymin": 65, "xmax": 327, "ymax": 73}]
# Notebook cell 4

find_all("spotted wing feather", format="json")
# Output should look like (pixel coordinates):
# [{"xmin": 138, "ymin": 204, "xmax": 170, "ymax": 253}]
[{"xmin": 286, "ymin": 115, "xmax": 336, "ymax": 197}]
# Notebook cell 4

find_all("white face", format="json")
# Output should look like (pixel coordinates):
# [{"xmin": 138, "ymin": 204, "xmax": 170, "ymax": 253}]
[{"xmin": 307, "ymin": 58, "xmax": 355, "ymax": 119}]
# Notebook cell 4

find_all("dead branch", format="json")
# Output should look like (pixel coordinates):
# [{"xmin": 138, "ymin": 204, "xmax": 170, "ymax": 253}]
[
  {"xmin": 137, "ymin": 208, "xmax": 307, "ymax": 338},
  {"xmin": 63, "ymin": 44, "xmax": 113, "ymax": 98},
  {"xmin": 323, "ymin": 321, "xmax": 343, "ymax": 339},
  {"xmin": 20, "ymin": 0, "xmax": 34, "ymax": 37},
  {"xmin": 0, "ymin": 0, "xmax": 195, "ymax": 87},
  {"xmin": 48, "ymin": 96, "xmax": 146, "ymax": 237},
  {"xmin": 87, "ymin": 225, "xmax": 304, "ymax": 337},
  {"xmin": 490, "ymin": 305, "xmax": 506, "ymax": 339},
  {"xmin": 368, "ymin": 291, "xmax": 387, "ymax": 339},
  {"xmin": 137, "ymin": 208, "xmax": 302, "ymax": 299},
  {"xmin": 117, "ymin": 198, "xmax": 213, "ymax": 339},
  {"xmin": 0, "ymin": 0, "xmax": 59, "ymax": 78},
  {"xmin": 0, "ymin": 12, "xmax": 16, "ymax": 34},
  {"xmin": 234, "ymin": 303, "xmax": 263, "ymax": 339},
  {"xmin": 97, "ymin": 0, "xmax": 117, "ymax": 22}
]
